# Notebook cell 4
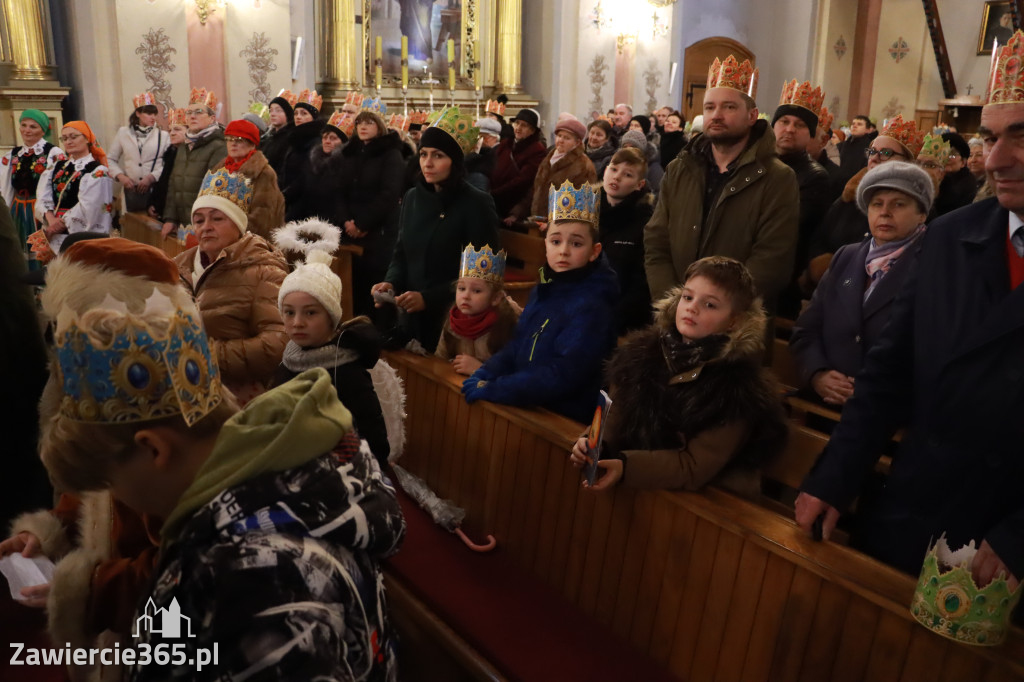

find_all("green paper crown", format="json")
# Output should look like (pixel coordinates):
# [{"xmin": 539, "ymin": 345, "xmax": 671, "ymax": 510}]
[
  {"xmin": 910, "ymin": 535, "xmax": 1022, "ymax": 646},
  {"xmin": 918, "ymin": 133, "xmax": 951, "ymax": 164},
  {"xmin": 248, "ymin": 102, "xmax": 270, "ymax": 123},
  {"xmin": 427, "ymin": 107, "xmax": 479, "ymax": 156}
]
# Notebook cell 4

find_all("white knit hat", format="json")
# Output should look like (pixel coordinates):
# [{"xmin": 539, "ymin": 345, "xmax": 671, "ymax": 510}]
[{"xmin": 278, "ymin": 250, "xmax": 343, "ymax": 326}]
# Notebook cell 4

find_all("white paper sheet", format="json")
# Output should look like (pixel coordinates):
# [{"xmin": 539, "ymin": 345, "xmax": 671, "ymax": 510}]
[{"xmin": 0, "ymin": 554, "xmax": 56, "ymax": 601}]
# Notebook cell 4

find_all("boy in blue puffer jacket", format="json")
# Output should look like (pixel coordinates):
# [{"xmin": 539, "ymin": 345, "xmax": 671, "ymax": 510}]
[{"xmin": 462, "ymin": 180, "xmax": 620, "ymax": 422}]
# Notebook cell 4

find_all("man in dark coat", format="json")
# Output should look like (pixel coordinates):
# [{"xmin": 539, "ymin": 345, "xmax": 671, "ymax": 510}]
[
  {"xmin": 836, "ymin": 114, "xmax": 876, "ymax": 188},
  {"xmin": 935, "ymin": 132, "xmax": 979, "ymax": 216},
  {"xmin": 796, "ymin": 93, "xmax": 1024, "ymax": 590},
  {"xmin": 489, "ymin": 108, "xmax": 546, "ymax": 218}
]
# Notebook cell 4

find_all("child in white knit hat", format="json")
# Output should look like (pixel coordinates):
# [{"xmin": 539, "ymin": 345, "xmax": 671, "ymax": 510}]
[{"xmin": 273, "ymin": 219, "xmax": 391, "ymax": 466}]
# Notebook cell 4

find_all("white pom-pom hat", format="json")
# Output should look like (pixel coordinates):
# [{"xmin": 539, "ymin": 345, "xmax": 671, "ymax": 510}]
[{"xmin": 278, "ymin": 249, "xmax": 344, "ymax": 326}]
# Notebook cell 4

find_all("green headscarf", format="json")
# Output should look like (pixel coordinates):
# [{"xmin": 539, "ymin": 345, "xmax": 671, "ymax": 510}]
[{"xmin": 19, "ymin": 109, "xmax": 50, "ymax": 135}]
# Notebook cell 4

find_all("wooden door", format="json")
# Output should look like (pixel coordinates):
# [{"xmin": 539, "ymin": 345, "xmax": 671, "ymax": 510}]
[{"xmin": 682, "ymin": 37, "xmax": 755, "ymax": 122}]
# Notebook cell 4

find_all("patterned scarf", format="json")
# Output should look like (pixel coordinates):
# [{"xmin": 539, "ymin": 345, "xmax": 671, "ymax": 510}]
[
  {"xmin": 864, "ymin": 223, "xmax": 926, "ymax": 301},
  {"xmin": 659, "ymin": 328, "xmax": 728, "ymax": 382}
]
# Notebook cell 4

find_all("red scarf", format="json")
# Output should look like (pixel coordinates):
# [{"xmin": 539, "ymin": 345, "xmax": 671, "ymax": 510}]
[
  {"xmin": 224, "ymin": 149, "xmax": 256, "ymax": 173},
  {"xmin": 449, "ymin": 306, "xmax": 498, "ymax": 340}
]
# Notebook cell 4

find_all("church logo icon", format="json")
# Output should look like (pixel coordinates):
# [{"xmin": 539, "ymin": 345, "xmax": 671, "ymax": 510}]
[{"xmin": 132, "ymin": 597, "xmax": 196, "ymax": 639}]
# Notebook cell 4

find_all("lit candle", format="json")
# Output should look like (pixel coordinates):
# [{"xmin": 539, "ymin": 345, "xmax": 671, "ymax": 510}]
[
  {"xmin": 375, "ymin": 36, "xmax": 382, "ymax": 89},
  {"xmin": 401, "ymin": 35, "xmax": 409, "ymax": 88},
  {"xmin": 474, "ymin": 40, "xmax": 481, "ymax": 90},
  {"xmin": 448, "ymin": 39, "xmax": 456, "ymax": 90}
]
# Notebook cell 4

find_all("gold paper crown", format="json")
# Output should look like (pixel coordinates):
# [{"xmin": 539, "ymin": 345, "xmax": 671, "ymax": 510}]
[
  {"xmin": 198, "ymin": 168, "xmax": 254, "ymax": 213},
  {"xmin": 168, "ymin": 108, "xmax": 188, "ymax": 127},
  {"xmin": 818, "ymin": 106, "xmax": 834, "ymax": 135},
  {"xmin": 345, "ymin": 91, "xmax": 365, "ymax": 107},
  {"xmin": 987, "ymin": 30, "xmax": 1024, "ymax": 104},
  {"xmin": 132, "ymin": 92, "xmax": 157, "ymax": 109},
  {"xmin": 459, "ymin": 243, "xmax": 507, "ymax": 285},
  {"xmin": 387, "ymin": 114, "xmax": 410, "ymax": 132},
  {"xmin": 880, "ymin": 115, "xmax": 926, "ymax": 157},
  {"xmin": 409, "ymin": 110, "xmax": 430, "ymax": 125},
  {"xmin": 297, "ymin": 89, "xmax": 323, "ymax": 112},
  {"xmin": 911, "ymin": 536, "xmax": 1022, "ymax": 646},
  {"xmin": 275, "ymin": 89, "xmax": 299, "ymax": 107},
  {"xmin": 486, "ymin": 99, "xmax": 506, "ymax": 115},
  {"xmin": 918, "ymin": 133, "xmax": 952, "ymax": 164},
  {"xmin": 326, "ymin": 111, "xmax": 355, "ymax": 138},
  {"xmin": 778, "ymin": 80, "xmax": 825, "ymax": 117},
  {"xmin": 707, "ymin": 55, "xmax": 758, "ymax": 98},
  {"xmin": 427, "ymin": 107, "xmax": 479, "ymax": 156},
  {"xmin": 188, "ymin": 87, "xmax": 217, "ymax": 110},
  {"xmin": 548, "ymin": 180, "xmax": 601, "ymax": 226}
]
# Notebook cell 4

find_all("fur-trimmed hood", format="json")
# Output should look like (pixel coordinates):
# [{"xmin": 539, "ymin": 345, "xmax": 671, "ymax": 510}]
[{"xmin": 841, "ymin": 165, "xmax": 869, "ymax": 203}]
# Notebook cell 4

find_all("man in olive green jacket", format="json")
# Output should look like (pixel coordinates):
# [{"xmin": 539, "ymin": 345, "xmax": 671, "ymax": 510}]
[
  {"xmin": 644, "ymin": 86, "xmax": 799, "ymax": 310},
  {"xmin": 161, "ymin": 103, "xmax": 227, "ymax": 236}
]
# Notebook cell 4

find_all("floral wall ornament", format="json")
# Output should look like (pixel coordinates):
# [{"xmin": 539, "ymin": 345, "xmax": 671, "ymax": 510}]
[
  {"xmin": 588, "ymin": 1, "xmax": 610, "ymax": 32},
  {"xmin": 834, "ymin": 35, "xmax": 847, "ymax": 59},
  {"xmin": 889, "ymin": 37, "xmax": 910, "ymax": 63},
  {"xmin": 239, "ymin": 32, "xmax": 278, "ymax": 104},
  {"xmin": 587, "ymin": 54, "xmax": 609, "ymax": 115},
  {"xmin": 650, "ymin": 10, "xmax": 669, "ymax": 40},
  {"xmin": 643, "ymin": 60, "xmax": 662, "ymax": 113},
  {"xmin": 135, "ymin": 28, "xmax": 177, "ymax": 112},
  {"xmin": 881, "ymin": 96, "xmax": 904, "ymax": 119}
]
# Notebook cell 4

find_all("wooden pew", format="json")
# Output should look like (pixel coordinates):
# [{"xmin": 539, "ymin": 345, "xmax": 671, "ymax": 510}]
[
  {"xmin": 499, "ymin": 225, "xmax": 545, "ymax": 308},
  {"xmin": 385, "ymin": 350, "xmax": 1024, "ymax": 682}
]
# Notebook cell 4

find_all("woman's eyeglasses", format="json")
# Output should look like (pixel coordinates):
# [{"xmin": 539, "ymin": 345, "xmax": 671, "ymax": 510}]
[
  {"xmin": 865, "ymin": 148, "xmax": 906, "ymax": 160},
  {"xmin": 59, "ymin": 134, "xmax": 84, "ymax": 143},
  {"xmin": 225, "ymin": 136, "xmax": 249, "ymax": 144}
]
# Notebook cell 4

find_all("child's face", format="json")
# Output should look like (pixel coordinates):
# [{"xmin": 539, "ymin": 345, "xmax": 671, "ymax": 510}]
[
  {"xmin": 545, "ymin": 221, "xmax": 601, "ymax": 272},
  {"xmin": 455, "ymin": 277, "xmax": 500, "ymax": 316},
  {"xmin": 675, "ymin": 275, "xmax": 737, "ymax": 341},
  {"xmin": 281, "ymin": 292, "xmax": 335, "ymax": 348},
  {"xmin": 603, "ymin": 162, "xmax": 645, "ymax": 200}
]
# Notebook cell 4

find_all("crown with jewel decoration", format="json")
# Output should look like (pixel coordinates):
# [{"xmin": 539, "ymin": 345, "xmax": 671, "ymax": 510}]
[
  {"xmin": 549, "ymin": 180, "xmax": 601, "ymax": 226},
  {"xmin": 910, "ymin": 535, "xmax": 1022, "ymax": 646},
  {"xmin": 778, "ymin": 80, "xmax": 825, "ymax": 118},
  {"xmin": 818, "ymin": 106, "xmax": 834, "ymax": 135},
  {"xmin": 918, "ymin": 133, "xmax": 951, "ymax": 165},
  {"xmin": 43, "ymin": 239, "xmax": 222, "ymax": 426},
  {"xmin": 345, "ymin": 91, "xmax": 365, "ymax": 107},
  {"xmin": 387, "ymin": 114, "xmax": 410, "ymax": 132},
  {"xmin": 189, "ymin": 87, "xmax": 218, "ymax": 111},
  {"xmin": 326, "ymin": 111, "xmax": 355, "ymax": 138},
  {"xmin": 428, "ymin": 107, "xmax": 479, "ymax": 156},
  {"xmin": 361, "ymin": 96, "xmax": 388, "ymax": 115},
  {"xmin": 248, "ymin": 101, "xmax": 270, "ymax": 123},
  {"xmin": 880, "ymin": 114, "xmax": 926, "ymax": 157},
  {"xmin": 409, "ymin": 110, "xmax": 430, "ymax": 125},
  {"xmin": 459, "ymin": 243, "xmax": 507, "ymax": 285},
  {"xmin": 275, "ymin": 89, "xmax": 299, "ymax": 107},
  {"xmin": 168, "ymin": 108, "xmax": 187, "ymax": 127},
  {"xmin": 132, "ymin": 92, "xmax": 157, "ymax": 109},
  {"xmin": 197, "ymin": 168, "xmax": 254, "ymax": 213},
  {"xmin": 987, "ymin": 29, "xmax": 1024, "ymax": 104},
  {"xmin": 486, "ymin": 99, "xmax": 506, "ymax": 115},
  {"xmin": 297, "ymin": 89, "xmax": 323, "ymax": 112},
  {"xmin": 707, "ymin": 55, "xmax": 758, "ymax": 98}
]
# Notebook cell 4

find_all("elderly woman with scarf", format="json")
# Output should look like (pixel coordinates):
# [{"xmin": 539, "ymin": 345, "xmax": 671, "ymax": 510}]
[
  {"xmin": 35, "ymin": 121, "xmax": 113, "ymax": 255},
  {"xmin": 209, "ymin": 118, "xmax": 284, "ymax": 240},
  {"xmin": 107, "ymin": 92, "xmax": 169, "ymax": 213},
  {"xmin": 790, "ymin": 162, "xmax": 933, "ymax": 406},
  {"xmin": 509, "ymin": 115, "xmax": 596, "ymax": 224}
]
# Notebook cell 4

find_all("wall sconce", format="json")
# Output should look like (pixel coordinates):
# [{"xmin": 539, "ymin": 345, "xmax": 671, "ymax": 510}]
[
  {"xmin": 616, "ymin": 32, "xmax": 637, "ymax": 54},
  {"xmin": 195, "ymin": 0, "xmax": 226, "ymax": 25}
]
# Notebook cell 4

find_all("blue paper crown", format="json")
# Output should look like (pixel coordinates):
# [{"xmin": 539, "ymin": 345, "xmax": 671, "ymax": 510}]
[
  {"xmin": 56, "ymin": 307, "xmax": 222, "ymax": 426},
  {"xmin": 549, "ymin": 180, "xmax": 601, "ymax": 225},
  {"xmin": 459, "ymin": 243, "xmax": 506, "ymax": 284},
  {"xmin": 362, "ymin": 97, "xmax": 388, "ymax": 115},
  {"xmin": 198, "ymin": 168, "xmax": 254, "ymax": 213}
]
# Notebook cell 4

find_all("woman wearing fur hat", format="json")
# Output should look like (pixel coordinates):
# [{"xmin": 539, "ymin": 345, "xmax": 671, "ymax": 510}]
[
  {"xmin": 570, "ymin": 256, "xmax": 786, "ymax": 494},
  {"xmin": 510, "ymin": 115, "xmax": 596, "ymax": 223},
  {"xmin": 35, "ymin": 120, "xmax": 114, "ymax": 256},
  {"xmin": 209, "ymin": 118, "xmax": 285, "ymax": 240},
  {"xmin": 175, "ymin": 168, "xmax": 289, "ymax": 402},
  {"xmin": 281, "ymin": 89, "xmax": 327, "ymax": 216},
  {"xmin": 337, "ymin": 110, "xmax": 406, "ymax": 318},
  {"xmin": 791, "ymin": 162, "xmax": 932, "ymax": 407},
  {"xmin": 107, "ymin": 93, "xmax": 169, "ymax": 213}
]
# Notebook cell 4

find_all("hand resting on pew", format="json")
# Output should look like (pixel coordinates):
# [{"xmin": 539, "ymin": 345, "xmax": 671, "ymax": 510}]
[{"xmin": 794, "ymin": 491, "xmax": 841, "ymax": 541}]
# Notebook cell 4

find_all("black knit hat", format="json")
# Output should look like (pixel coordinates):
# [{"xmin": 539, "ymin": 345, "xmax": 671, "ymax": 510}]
[
  {"xmin": 420, "ymin": 126, "xmax": 465, "ymax": 165},
  {"xmin": 630, "ymin": 115, "xmax": 652, "ymax": 136},
  {"xmin": 269, "ymin": 96, "xmax": 294, "ymax": 124},
  {"xmin": 511, "ymin": 108, "xmax": 540, "ymax": 129},
  {"xmin": 771, "ymin": 104, "xmax": 819, "ymax": 138},
  {"xmin": 294, "ymin": 101, "xmax": 320, "ymax": 118}
]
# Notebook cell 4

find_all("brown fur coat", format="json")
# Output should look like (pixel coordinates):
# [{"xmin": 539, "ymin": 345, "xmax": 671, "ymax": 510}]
[{"xmin": 435, "ymin": 297, "xmax": 519, "ymax": 363}]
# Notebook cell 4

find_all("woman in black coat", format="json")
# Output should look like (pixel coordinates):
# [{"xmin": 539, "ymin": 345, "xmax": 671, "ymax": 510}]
[
  {"xmin": 281, "ymin": 93, "xmax": 327, "ymax": 216},
  {"xmin": 338, "ymin": 111, "xmax": 407, "ymax": 318},
  {"xmin": 261, "ymin": 93, "xmax": 296, "ymax": 182},
  {"xmin": 287, "ymin": 115, "xmax": 349, "ymax": 224}
]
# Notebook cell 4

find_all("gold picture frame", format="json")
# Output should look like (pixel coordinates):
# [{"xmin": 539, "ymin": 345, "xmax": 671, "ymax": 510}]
[{"xmin": 978, "ymin": 1, "xmax": 1014, "ymax": 55}]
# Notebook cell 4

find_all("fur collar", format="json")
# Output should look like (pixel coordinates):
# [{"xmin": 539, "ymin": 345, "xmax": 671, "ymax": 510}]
[{"xmin": 841, "ymin": 166, "xmax": 869, "ymax": 203}]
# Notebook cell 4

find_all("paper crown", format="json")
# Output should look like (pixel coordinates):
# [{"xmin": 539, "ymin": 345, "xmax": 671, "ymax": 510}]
[
  {"xmin": 198, "ymin": 168, "xmax": 254, "ymax": 213},
  {"xmin": 778, "ymin": 80, "xmax": 825, "ymax": 118},
  {"xmin": 548, "ymin": 180, "xmax": 600, "ymax": 226},
  {"xmin": 326, "ymin": 111, "xmax": 355, "ymax": 138},
  {"xmin": 987, "ymin": 30, "xmax": 1024, "ymax": 104},
  {"xmin": 387, "ymin": 114, "xmax": 410, "ymax": 132},
  {"xmin": 168, "ymin": 108, "xmax": 187, "ymax": 127},
  {"xmin": 486, "ymin": 99, "xmax": 506, "ymax": 115},
  {"xmin": 361, "ymin": 96, "xmax": 387, "ymax": 115},
  {"xmin": 918, "ymin": 133, "xmax": 952, "ymax": 164},
  {"xmin": 345, "ymin": 91, "xmax": 365, "ymax": 107},
  {"xmin": 275, "ymin": 89, "xmax": 299, "ymax": 107},
  {"xmin": 910, "ymin": 536, "xmax": 1022, "ymax": 646},
  {"xmin": 707, "ymin": 55, "xmax": 758, "ymax": 98},
  {"xmin": 132, "ymin": 92, "xmax": 157, "ymax": 109},
  {"xmin": 409, "ymin": 110, "xmax": 430, "ymax": 125},
  {"xmin": 459, "ymin": 243, "xmax": 506, "ymax": 284},
  {"xmin": 189, "ymin": 87, "xmax": 217, "ymax": 110},
  {"xmin": 595, "ymin": 114, "xmax": 613, "ymax": 125},
  {"xmin": 880, "ymin": 114, "xmax": 926, "ymax": 157},
  {"xmin": 818, "ymin": 106, "xmax": 834, "ymax": 135},
  {"xmin": 428, "ymin": 107, "xmax": 479, "ymax": 156},
  {"xmin": 296, "ymin": 89, "xmax": 323, "ymax": 112},
  {"xmin": 248, "ymin": 101, "xmax": 270, "ymax": 123}
]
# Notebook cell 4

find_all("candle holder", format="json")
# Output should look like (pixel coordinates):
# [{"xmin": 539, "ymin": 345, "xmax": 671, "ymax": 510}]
[
  {"xmin": 423, "ymin": 67, "xmax": 440, "ymax": 111},
  {"xmin": 401, "ymin": 55, "xmax": 409, "ymax": 114},
  {"xmin": 474, "ymin": 86, "xmax": 482, "ymax": 118},
  {"xmin": 374, "ymin": 56, "xmax": 383, "ymax": 96}
]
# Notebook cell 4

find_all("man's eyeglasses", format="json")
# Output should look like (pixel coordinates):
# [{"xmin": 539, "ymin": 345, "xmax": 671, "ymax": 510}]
[
  {"xmin": 865, "ymin": 148, "xmax": 906, "ymax": 160},
  {"xmin": 186, "ymin": 108, "xmax": 209, "ymax": 116}
]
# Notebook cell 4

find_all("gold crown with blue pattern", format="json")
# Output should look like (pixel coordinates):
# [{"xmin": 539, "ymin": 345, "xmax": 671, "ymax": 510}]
[
  {"xmin": 459, "ymin": 243, "xmax": 506, "ymax": 285},
  {"xmin": 549, "ymin": 180, "xmax": 601, "ymax": 226},
  {"xmin": 198, "ymin": 167, "xmax": 254, "ymax": 213},
  {"xmin": 361, "ymin": 96, "xmax": 388, "ymax": 115},
  {"xmin": 428, "ymin": 107, "xmax": 479, "ymax": 156},
  {"xmin": 910, "ymin": 535, "xmax": 1022, "ymax": 646}
]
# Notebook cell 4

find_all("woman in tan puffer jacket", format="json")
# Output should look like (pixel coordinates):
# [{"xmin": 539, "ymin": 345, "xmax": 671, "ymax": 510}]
[
  {"xmin": 174, "ymin": 168, "xmax": 289, "ymax": 402},
  {"xmin": 511, "ymin": 115, "xmax": 596, "ymax": 220}
]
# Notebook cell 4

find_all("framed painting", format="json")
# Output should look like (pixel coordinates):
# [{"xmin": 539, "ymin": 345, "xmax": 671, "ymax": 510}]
[{"xmin": 978, "ymin": 1, "xmax": 1015, "ymax": 55}]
